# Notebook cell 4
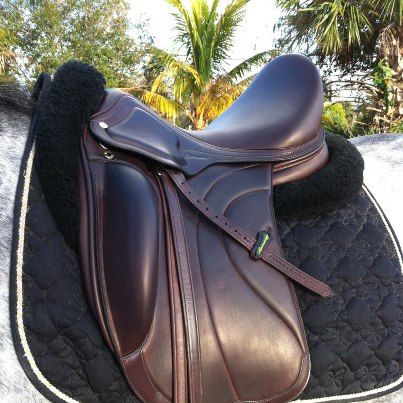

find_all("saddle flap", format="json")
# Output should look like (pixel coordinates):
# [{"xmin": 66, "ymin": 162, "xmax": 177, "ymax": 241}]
[{"xmin": 79, "ymin": 132, "xmax": 164, "ymax": 359}]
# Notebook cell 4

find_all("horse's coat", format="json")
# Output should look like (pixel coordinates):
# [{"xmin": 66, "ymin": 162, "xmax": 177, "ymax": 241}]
[{"xmin": 0, "ymin": 104, "xmax": 47, "ymax": 402}]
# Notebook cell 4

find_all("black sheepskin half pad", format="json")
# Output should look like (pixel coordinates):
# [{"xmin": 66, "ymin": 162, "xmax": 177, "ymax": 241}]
[
  {"xmin": 274, "ymin": 132, "xmax": 365, "ymax": 219},
  {"xmin": 34, "ymin": 61, "xmax": 106, "ymax": 251},
  {"xmin": 32, "ymin": 60, "xmax": 364, "ymax": 250}
]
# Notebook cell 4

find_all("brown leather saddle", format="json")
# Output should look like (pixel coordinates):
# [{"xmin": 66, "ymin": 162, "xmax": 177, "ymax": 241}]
[{"xmin": 78, "ymin": 54, "xmax": 334, "ymax": 402}]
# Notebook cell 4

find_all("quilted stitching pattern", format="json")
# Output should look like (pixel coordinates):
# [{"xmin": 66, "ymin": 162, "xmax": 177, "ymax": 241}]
[
  {"xmin": 17, "ymin": 168, "xmax": 402, "ymax": 401},
  {"xmin": 278, "ymin": 191, "xmax": 403, "ymax": 398},
  {"xmin": 22, "ymin": 168, "xmax": 137, "ymax": 402}
]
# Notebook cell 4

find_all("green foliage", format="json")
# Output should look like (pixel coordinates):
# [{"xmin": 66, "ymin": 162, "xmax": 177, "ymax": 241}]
[
  {"xmin": 378, "ymin": 0, "xmax": 403, "ymax": 25},
  {"xmin": 322, "ymin": 102, "xmax": 355, "ymax": 138},
  {"xmin": 0, "ymin": 25, "xmax": 17, "ymax": 80},
  {"xmin": 276, "ymin": 0, "xmax": 403, "ymax": 71},
  {"xmin": 139, "ymin": 0, "xmax": 275, "ymax": 129},
  {"xmin": 277, "ymin": 0, "xmax": 403, "ymax": 135},
  {"xmin": 390, "ymin": 121, "xmax": 403, "ymax": 133},
  {"xmin": 0, "ymin": 0, "xmax": 151, "ymax": 86},
  {"xmin": 372, "ymin": 59, "xmax": 394, "ymax": 114}
]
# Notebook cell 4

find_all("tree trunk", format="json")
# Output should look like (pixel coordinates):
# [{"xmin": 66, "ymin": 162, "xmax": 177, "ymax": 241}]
[{"xmin": 378, "ymin": 25, "xmax": 403, "ymax": 130}]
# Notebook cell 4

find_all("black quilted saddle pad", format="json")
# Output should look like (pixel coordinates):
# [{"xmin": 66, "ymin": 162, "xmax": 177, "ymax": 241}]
[{"xmin": 9, "ymin": 134, "xmax": 403, "ymax": 403}]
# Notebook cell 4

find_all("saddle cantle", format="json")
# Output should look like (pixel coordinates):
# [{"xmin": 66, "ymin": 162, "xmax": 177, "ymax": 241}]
[{"xmin": 78, "ymin": 54, "xmax": 334, "ymax": 402}]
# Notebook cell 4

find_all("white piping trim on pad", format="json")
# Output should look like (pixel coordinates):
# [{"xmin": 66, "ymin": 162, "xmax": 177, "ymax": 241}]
[
  {"xmin": 363, "ymin": 185, "xmax": 403, "ymax": 273},
  {"xmin": 15, "ymin": 143, "xmax": 78, "ymax": 403},
  {"xmin": 297, "ymin": 374, "xmax": 403, "ymax": 402},
  {"xmin": 298, "ymin": 184, "xmax": 403, "ymax": 402}
]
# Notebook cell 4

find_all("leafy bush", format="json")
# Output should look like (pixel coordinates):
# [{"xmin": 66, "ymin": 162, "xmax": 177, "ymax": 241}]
[
  {"xmin": 321, "ymin": 102, "xmax": 354, "ymax": 138},
  {"xmin": 390, "ymin": 121, "xmax": 403, "ymax": 133},
  {"xmin": 372, "ymin": 60, "xmax": 394, "ymax": 114}
]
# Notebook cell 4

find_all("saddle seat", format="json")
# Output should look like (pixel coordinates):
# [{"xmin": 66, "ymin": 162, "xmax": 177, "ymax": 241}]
[
  {"xmin": 90, "ymin": 54, "xmax": 328, "ymax": 181},
  {"xmin": 194, "ymin": 53, "xmax": 324, "ymax": 150}
]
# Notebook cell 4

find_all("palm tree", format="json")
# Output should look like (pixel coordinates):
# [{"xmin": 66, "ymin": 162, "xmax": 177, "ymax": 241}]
[
  {"xmin": 0, "ymin": 27, "xmax": 17, "ymax": 80},
  {"xmin": 276, "ymin": 0, "xmax": 401, "ymax": 67},
  {"xmin": 133, "ymin": 0, "xmax": 274, "ymax": 129},
  {"xmin": 276, "ymin": 0, "xmax": 403, "ymax": 130},
  {"xmin": 377, "ymin": 2, "xmax": 403, "ymax": 128}
]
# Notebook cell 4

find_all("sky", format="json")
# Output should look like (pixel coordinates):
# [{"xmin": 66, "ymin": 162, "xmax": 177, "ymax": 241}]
[{"xmin": 128, "ymin": 0, "xmax": 281, "ymax": 69}]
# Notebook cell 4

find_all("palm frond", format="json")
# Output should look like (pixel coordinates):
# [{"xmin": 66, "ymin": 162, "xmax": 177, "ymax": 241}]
[
  {"xmin": 375, "ymin": 0, "xmax": 403, "ymax": 25},
  {"xmin": 225, "ymin": 50, "xmax": 276, "ymax": 81},
  {"xmin": 275, "ymin": 0, "xmax": 300, "ymax": 11},
  {"xmin": 140, "ymin": 0, "xmax": 266, "ymax": 128},
  {"xmin": 148, "ymin": 46, "xmax": 202, "ymax": 97},
  {"xmin": 140, "ymin": 89, "xmax": 185, "ymax": 120},
  {"xmin": 299, "ymin": 1, "xmax": 372, "ymax": 55},
  {"xmin": 197, "ymin": 77, "xmax": 249, "ymax": 124},
  {"xmin": 345, "ymin": 2, "xmax": 372, "ymax": 47},
  {"xmin": 236, "ymin": 72, "xmax": 258, "ymax": 87},
  {"xmin": 211, "ymin": 0, "xmax": 250, "ymax": 73},
  {"xmin": 167, "ymin": 0, "xmax": 202, "ymax": 68},
  {"xmin": 148, "ymin": 46, "xmax": 198, "ymax": 76}
]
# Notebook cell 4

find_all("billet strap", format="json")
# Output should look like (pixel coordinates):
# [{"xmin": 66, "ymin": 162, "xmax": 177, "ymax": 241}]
[
  {"xmin": 160, "ymin": 174, "xmax": 202, "ymax": 403},
  {"xmin": 158, "ymin": 179, "xmax": 188, "ymax": 403},
  {"xmin": 165, "ymin": 170, "xmax": 335, "ymax": 298}
]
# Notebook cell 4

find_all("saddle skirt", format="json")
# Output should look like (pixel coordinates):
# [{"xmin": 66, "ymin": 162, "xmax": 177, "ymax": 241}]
[{"xmin": 78, "ymin": 54, "xmax": 333, "ymax": 402}]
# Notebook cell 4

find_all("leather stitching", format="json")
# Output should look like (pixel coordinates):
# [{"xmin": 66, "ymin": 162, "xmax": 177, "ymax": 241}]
[
  {"xmin": 91, "ymin": 159, "xmax": 157, "ymax": 361},
  {"xmin": 120, "ymin": 300, "xmax": 165, "ymax": 398},
  {"xmin": 180, "ymin": 132, "xmax": 323, "ymax": 159},
  {"xmin": 193, "ymin": 164, "xmax": 307, "ymax": 400},
  {"xmin": 262, "ymin": 252, "xmax": 328, "ymax": 295},
  {"xmin": 168, "ymin": 171, "xmax": 332, "ymax": 297},
  {"xmin": 220, "ymin": 231, "xmax": 304, "ymax": 353},
  {"xmin": 199, "ymin": 163, "xmax": 261, "ymax": 199},
  {"xmin": 121, "ymin": 321, "xmax": 154, "ymax": 361},
  {"xmin": 92, "ymin": 167, "xmax": 158, "ymax": 402},
  {"xmin": 119, "ymin": 358, "xmax": 146, "ymax": 402},
  {"xmin": 92, "ymin": 95, "xmax": 324, "ymax": 157},
  {"xmin": 265, "ymin": 163, "xmax": 310, "ymax": 353},
  {"xmin": 88, "ymin": 155, "xmax": 312, "ymax": 401},
  {"xmin": 162, "ymin": 179, "xmax": 202, "ymax": 402},
  {"xmin": 176, "ymin": 191, "xmax": 204, "ymax": 399},
  {"xmin": 181, "ymin": 131, "xmax": 324, "ymax": 154},
  {"xmin": 222, "ymin": 188, "xmax": 273, "ymax": 214},
  {"xmin": 90, "ymin": 159, "xmax": 170, "ymax": 401},
  {"xmin": 90, "ymin": 167, "xmax": 120, "ymax": 353},
  {"xmin": 195, "ymin": 217, "xmax": 240, "ymax": 400},
  {"xmin": 164, "ymin": 214, "xmax": 181, "ymax": 402},
  {"xmin": 91, "ymin": 93, "xmax": 126, "ymax": 118},
  {"xmin": 140, "ymin": 352, "xmax": 171, "ymax": 401},
  {"xmin": 232, "ymin": 354, "xmax": 310, "ymax": 403}
]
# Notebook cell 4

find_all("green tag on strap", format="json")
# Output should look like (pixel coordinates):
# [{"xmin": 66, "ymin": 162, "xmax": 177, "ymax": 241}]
[{"xmin": 250, "ymin": 231, "xmax": 270, "ymax": 261}]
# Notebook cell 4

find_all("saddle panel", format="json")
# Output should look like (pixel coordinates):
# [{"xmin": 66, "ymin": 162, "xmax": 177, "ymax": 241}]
[
  {"xmin": 79, "ymin": 132, "xmax": 174, "ymax": 401},
  {"xmin": 179, "ymin": 164, "xmax": 309, "ymax": 402}
]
